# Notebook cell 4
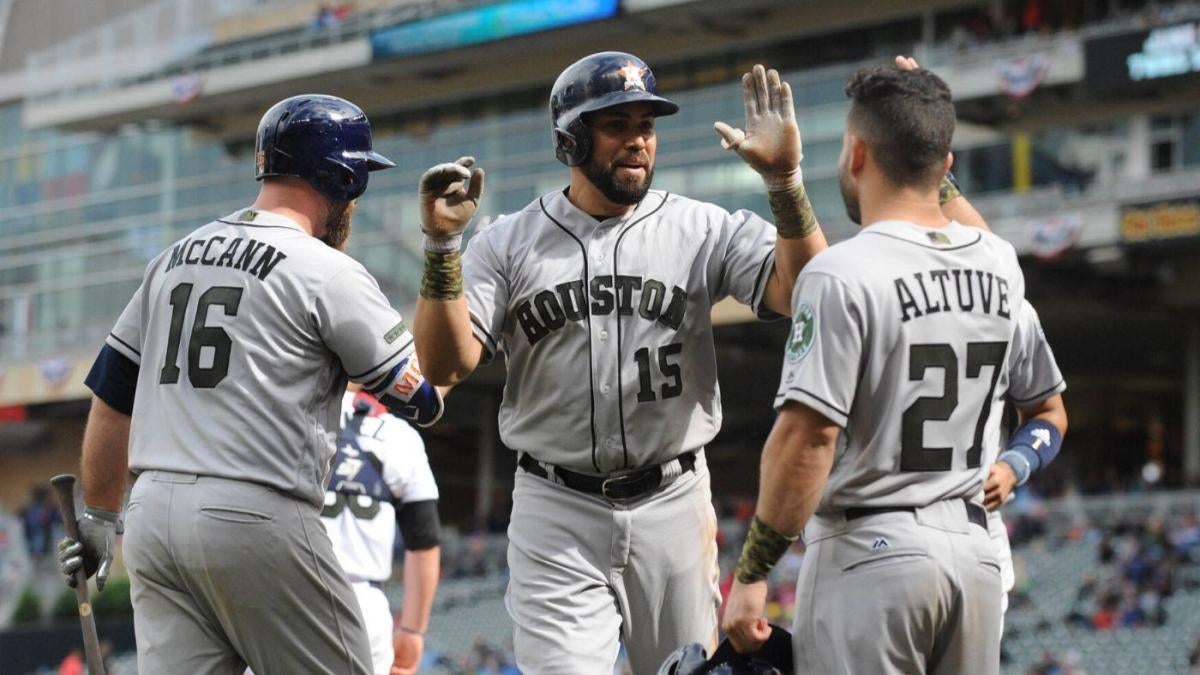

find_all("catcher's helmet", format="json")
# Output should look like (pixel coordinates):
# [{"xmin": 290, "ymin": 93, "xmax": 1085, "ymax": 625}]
[
  {"xmin": 255, "ymin": 94, "xmax": 395, "ymax": 203},
  {"xmin": 657, "ymin": 625, "xmax": 794, "ymax": 675},
  {"xmin": 550, "ymin": 51, "xmax": 679, "ymax": 167}
]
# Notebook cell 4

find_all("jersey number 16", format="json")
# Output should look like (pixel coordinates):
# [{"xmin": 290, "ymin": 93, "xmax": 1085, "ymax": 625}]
[{"xmin": 159, "ymin": 283, "xmax": 244, "ymax": 389}]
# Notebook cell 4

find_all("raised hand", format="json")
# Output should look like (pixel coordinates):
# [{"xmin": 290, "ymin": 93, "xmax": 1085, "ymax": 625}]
[
  {"xmin": 714, "ymin": 65, "xmax": 802, "ymax": 190},
  {"xmin": 895, "ymin": 55, "xmax": 921, "ymax": 71},
  {"xmin": 418, "ymin": 156, "xmax": 485, "ymax": 241}
]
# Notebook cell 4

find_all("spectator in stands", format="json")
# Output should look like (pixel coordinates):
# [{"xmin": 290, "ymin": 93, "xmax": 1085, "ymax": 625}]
[
  {"xmin": 19, "ymin": 484, "xmax": 60, "ymax": 559},
  {"xmin": 311, "ymin": 2, "xmax": 351, "ymax": 29},
  {"xmin": 1091, "ymin": 591, "xmax": 1118, "ymax": 630},
  {"xmin": 57, "ymin": 649, "xmax": 83, "ymax": 675}
]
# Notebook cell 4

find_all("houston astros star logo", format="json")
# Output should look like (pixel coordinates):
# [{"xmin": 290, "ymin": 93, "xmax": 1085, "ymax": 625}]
[{"xmin": 617, "ymin": 62, "xmax": 647, "ymax": 91}]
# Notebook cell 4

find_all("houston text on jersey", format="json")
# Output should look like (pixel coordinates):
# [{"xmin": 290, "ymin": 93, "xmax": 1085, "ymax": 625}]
[{"xmin": 516, "ymin": 274, "xmax": 687, "ymax": 345}]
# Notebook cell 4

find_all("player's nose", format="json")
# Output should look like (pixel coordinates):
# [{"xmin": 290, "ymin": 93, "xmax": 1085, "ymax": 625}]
[{"xmin": 624, "ymin": 132, "xmax": 648, "ymax": 151}]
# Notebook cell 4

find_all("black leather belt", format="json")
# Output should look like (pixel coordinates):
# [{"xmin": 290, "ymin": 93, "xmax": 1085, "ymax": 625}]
[
  {"xmin": 518, "ymin": 451, "xmax": 697, "ymax": 501},
  {"xmin": 845, "ymin": 500, "xmax": 987, "ymax": 530}
]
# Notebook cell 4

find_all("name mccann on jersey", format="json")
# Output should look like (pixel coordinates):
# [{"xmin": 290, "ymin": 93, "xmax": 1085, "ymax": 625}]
[
  {"xmin": 164, "ymin": 236, "xmax": 289, "ymax": 281},
  {"xmin": 517, "ymin": 275, "xmax": 687, "ymax": 344},
  {"xmin": 894, "ymin": 268, "xmax": 1012, "ymax": 323}
]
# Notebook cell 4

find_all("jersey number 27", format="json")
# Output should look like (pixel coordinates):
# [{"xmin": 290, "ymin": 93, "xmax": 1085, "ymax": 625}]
[{"xmin": 901, "ymin": 341, "xmax": 1008, "ymax": 472}]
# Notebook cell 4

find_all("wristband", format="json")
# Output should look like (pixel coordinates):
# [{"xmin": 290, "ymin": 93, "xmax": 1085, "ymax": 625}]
[
  {"xmin": 767, "ymin": 180, "xmax": 819, "ymax": 239},
  {"xmin": 83, "ymin": 506, "xmax": 124, "ymax": 535},
  {"xmin": 938, "ymin": 171, "xmax": 963, "ymax": 205},
  {"xmin": 420, "ymin": 248, "xmax": 464, "ymax": 301},
  {"xmin": 397, "ymin": 625, "xmax": 425, "ymax": 637},
  {"xmin": 762, "ymin": 166, "xmax": 803, "ymax": 192},
  {"xmin": 997, "ymin": 450, "xmax": 1033, "ymax": 486},
  {"xmin": 423, "ymin": 233, "xmax": 462, "ymax": 253},
  {"xmin": 734, "ymin": 515, "xmax": 799, "ymax": 583}
]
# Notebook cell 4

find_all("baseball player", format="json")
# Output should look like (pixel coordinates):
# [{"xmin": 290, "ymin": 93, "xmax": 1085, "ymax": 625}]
[
  {"xmin": 721, "ymin": 63, "xmax": 1068, "ymax": 675},
  {"xmin": 55, "ymin": 94, "xmax": 449, "ymax": 675},
  {"xmin": 322, "ymin": 387, "xmax": 442, "ymax": 675},
  {"xmin": 411, "ymin": 52, "xmax": 829, "ymax": 673},
  {"xmin": 985, "ymin": 299, "xmax": 1067, "ymax": 641},
  {"xmin": 889, "ymin": 55, "xmax": 1070, "ymax": 641}
]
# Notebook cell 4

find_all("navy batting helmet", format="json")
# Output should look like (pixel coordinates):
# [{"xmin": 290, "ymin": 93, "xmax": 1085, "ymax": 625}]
[
  {"xmin": 549, "ymin": 51, "xmax": 679, "ymax": 167},
  {"xmin": 255, "ymin": 94, "xmax": 395, "ymax": 203},
  {"xmin": 657, "ymin": 625, "xmax": 794, "ymax": 675}
]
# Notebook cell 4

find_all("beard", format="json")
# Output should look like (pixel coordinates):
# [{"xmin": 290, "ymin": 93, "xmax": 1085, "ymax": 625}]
[
  {"xmin": 582, "ymin": 155, "xmax": 654, "ymax": 206},
  {"xmin": 838, "ymin": 164, "xmax": 862, "ymax": 226},
  {"xmin": 320, "ymin": 200, "xmax": 356, "ymax": 251}
]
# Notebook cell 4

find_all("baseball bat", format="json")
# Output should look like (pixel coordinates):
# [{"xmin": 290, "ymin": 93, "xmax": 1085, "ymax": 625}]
[{"xmin": 50, "ymin": 474, "xmax": 107, "ymax": 675}]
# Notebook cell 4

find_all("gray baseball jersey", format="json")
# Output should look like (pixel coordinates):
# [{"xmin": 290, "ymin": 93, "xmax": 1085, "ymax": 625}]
[
  {"xmin": 105, "ymin": 208, "xmax": 416, "ymax": 507},
  {"xmin": 776, "ymin": 219, "xmax": 1031, "ymax": 512},
  {"xmin": 463, "ymin": 188, "xmax": 776, "ymax": 472},
  {"xmin": 1006, "ymin": 300, "xmax": 1066, "ymax": 410}
]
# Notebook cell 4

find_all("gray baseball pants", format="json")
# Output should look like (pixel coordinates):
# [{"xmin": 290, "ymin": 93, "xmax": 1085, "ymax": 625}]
[
  {"xmin": 505, "ymin": 453, "xmax": 721, "ymax": 674},
  {"xmin": 793, "ymin": 498, "xmax": 1002, "ymax": 675},
  {"xmin": 123, "ymin": 470, "xmax": 373, "ymax": 675}
]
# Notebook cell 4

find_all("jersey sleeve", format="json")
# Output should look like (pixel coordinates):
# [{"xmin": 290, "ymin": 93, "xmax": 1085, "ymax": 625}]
[
  {"xmin": 379, "ymin": 418, "xmax": 440, "ymax": 504},
  {"xmin": 1007, "ymin": 300, "xmax": 1066, "ymax": 406},
  {"xmin": 313, "ymin": 262, "xmax": 413, "ymax": 384},
  {"xmin": 462, "ymin": 229, "xmax": 508, "ymax": 361},
  {"xmin": 773, "ymin": 271, "xmax": 865, "ymax": 427},
  {"xmin": 711, "ymin": 209, "xmax": 778, "ymax": 319},
  {"xmin": 105, "ymin": 278, "xmax": 147, "ymax": 365}
]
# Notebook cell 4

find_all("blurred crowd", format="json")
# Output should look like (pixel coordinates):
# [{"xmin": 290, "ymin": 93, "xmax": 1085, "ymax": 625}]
[{"xmin": 941, "ymin": 0, "xmax": 1200, "ymax": 51}]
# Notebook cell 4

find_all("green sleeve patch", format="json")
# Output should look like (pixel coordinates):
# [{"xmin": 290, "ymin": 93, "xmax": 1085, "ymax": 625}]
[{"xmin": 785, "ymin": 303, "xmax": 815, "ymax": 362}]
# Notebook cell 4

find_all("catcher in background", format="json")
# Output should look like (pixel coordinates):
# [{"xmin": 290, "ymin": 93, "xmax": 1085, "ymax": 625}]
[{"xmin": 321, "ymin": 387, "xmax": 442, "ymax": 675}]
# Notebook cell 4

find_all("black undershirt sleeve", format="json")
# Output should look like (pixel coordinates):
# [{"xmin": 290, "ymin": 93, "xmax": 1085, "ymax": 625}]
[{"xmin": 397, "ymin": 499, "xmax": 441, "ymax": 551}]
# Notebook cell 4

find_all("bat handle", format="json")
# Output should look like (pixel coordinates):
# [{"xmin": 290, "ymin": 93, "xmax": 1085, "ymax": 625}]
[{"xmin": 50, "ymin": 473, "xmax": 108, "ymax": 675}]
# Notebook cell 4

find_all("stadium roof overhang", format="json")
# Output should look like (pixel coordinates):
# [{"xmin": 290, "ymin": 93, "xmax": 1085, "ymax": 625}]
[{"xmin": 23, "ymin": 0, "xmax": 977, "ymax": 137}]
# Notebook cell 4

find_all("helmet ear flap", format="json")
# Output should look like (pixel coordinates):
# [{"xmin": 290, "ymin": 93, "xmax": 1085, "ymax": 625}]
[{"xmin": 554, "ymin": 118, "xmax": 591, "ymax": 167}]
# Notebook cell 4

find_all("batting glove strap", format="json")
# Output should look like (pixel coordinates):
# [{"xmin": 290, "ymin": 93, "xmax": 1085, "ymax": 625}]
[
  {"xmin": 763, "ymin": 166, "xmax": 803, "ymax": 193},
  {"xmin": 423, "ymin": 233, "xmax": 463, "ymax": 253},
  {"xmin": 83, "ymin": 506, "xmax": 124, "ymax": 535}
]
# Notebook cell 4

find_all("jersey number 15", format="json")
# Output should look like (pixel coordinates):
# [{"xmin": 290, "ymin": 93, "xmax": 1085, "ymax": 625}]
[
  {"xmin": 159, "ymin": 283, "xmax": 244, "ymax": 388},
  {"xmin": 901, "ymin": 341, "xmax": 1008, "ymax": 472}
]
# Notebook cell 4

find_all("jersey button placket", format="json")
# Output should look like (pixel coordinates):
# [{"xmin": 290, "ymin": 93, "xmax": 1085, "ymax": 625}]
[{"xmin": 589, "ymin": 233, "xmax": 620, "ymax": 469}]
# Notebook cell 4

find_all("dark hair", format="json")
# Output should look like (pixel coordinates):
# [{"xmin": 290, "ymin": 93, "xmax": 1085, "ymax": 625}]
[{"xmin": 844, "ymin": 66, "xmax": 955, "ymax": 189}]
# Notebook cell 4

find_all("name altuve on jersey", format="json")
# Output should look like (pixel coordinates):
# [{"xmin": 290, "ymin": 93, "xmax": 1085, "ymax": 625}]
[
  {"xmin": 894, "ymin": 268, "xmax": 1012, "ymax": 322},
  {"xmin": 164, "ymin": 236, "xmax": 288, "ymax": 281},
  {"xmin": 518, "ymin": 275, "xmax": 686, "ymax": 344}
]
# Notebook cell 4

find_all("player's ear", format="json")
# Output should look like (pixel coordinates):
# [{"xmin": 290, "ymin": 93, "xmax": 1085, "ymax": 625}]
[
  {"xmin": 848, "ymin": 134, "xmax": 868, "ymax": 177},
  {"xmin": 943, "ymin": 151, "xmax": 954, "ymax": 177}
]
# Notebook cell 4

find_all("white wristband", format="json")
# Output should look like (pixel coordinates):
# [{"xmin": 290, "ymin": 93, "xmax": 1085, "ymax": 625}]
[
  {"xmin": 763, "ymin": 166, "xmax": 803, "ymax": 193},
  {"xmin": 423, "ymin": 234, "xmax": 462, "ymax": 253}
]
